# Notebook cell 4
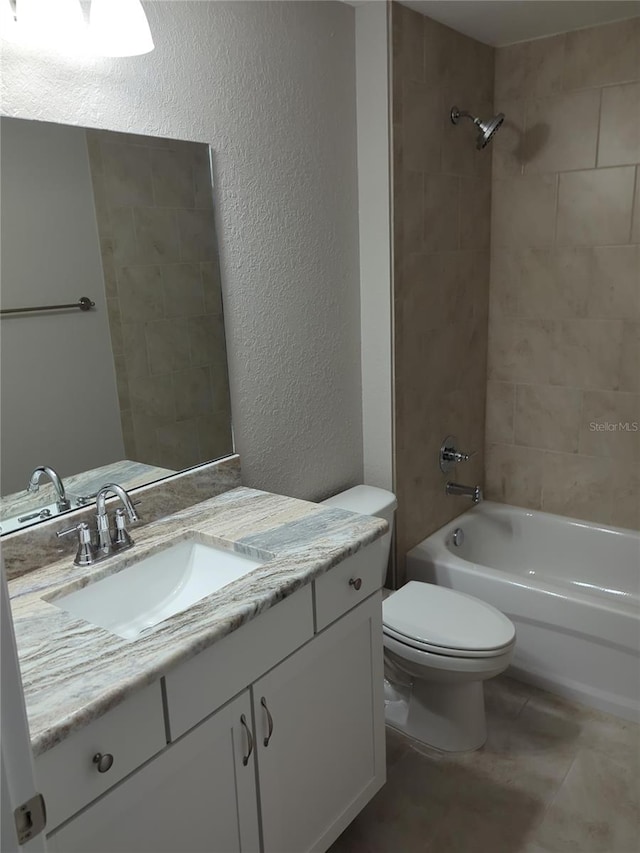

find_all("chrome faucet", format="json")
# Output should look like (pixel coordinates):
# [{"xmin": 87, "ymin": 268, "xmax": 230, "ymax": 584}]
[
  {"xmin": 445, "ymin": 482, "xmax": 483, "ymax": 503},
  {"xmin": 95, "ymin": 483, "xmax": 139, "ymax": 557},
  {"xmin": 27, "ymin": 465, "xmax": 70, "ymax": 512},
  {"xmin": 57, "ymin": 482, "xmax": 139, "ymax": 567}
]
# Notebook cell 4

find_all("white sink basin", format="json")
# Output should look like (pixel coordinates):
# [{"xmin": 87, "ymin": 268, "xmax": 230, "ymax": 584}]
[{"xmin": 51, "ymin": 538, "xmax": 268, "ymax": 641}]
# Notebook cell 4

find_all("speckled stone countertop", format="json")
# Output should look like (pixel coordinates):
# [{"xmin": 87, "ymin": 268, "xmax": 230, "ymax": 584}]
[{"xmin": 8, "ymin": 486, "xmax": 386, "ymax": 757}]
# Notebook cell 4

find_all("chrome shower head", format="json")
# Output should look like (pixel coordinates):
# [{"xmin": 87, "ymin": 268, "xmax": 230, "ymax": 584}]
[{"xmin": 450, "ymin": 106, "xmax": 505, "ymax": 150}]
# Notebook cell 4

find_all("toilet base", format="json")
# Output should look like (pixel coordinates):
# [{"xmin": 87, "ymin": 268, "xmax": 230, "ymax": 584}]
[{"xmin": 385, "ymin": 678, "xmax": 487, "ymax": 752}]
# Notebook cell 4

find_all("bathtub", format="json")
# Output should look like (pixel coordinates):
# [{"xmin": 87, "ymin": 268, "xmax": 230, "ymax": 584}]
[{"xmin": 406, "ymin": 502, "xmax": 640, "ymax": 721}]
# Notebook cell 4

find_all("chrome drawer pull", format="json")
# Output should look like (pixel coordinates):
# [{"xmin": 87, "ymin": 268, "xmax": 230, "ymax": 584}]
[
  {"xmin": 349, "ymin": 577, "xmax": 362, "ymax": 591},
  {"xmin": 260, "ymin": 697, "xmax": 274, "ymax": 747},
  {"xmin": 240, "ymin": 714, "xmax": 253, "ymax": 766},
  {"xmin": 92, "ymin": 753, "xmax": 114, "ymax": 773}
]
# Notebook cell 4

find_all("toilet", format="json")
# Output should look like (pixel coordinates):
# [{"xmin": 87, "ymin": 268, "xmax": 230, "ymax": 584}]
[{"xmin": 321, "ymin": 485, "xmax": 516, "ymax": 752}]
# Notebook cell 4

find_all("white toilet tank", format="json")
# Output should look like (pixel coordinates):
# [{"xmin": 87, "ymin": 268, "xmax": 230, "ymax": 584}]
[{"xmin": 321, "ymin": 486, "xmax": 397, "ymax": 586}]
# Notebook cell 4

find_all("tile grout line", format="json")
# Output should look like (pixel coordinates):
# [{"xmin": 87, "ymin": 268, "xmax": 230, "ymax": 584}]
[{"xmin": 525, "ymin": 747, "xmax": 582, "ymax": 847}]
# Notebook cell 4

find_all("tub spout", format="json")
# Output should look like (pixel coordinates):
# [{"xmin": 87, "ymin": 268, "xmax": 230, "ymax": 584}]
[{"xmin": 446, "ymin": 482, "xmax": 483, "ymax": 503}]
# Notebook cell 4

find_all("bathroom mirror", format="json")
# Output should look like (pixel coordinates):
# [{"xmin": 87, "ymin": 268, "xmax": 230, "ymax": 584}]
[{"xmin": 0, "ymin": 117, "xmax": 233, "ymax": 535}]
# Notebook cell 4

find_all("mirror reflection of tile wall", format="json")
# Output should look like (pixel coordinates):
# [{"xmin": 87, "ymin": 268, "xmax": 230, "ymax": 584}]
[{"xmin": 86, "ymin": 131, "xmax": 233, "ymax": 472}]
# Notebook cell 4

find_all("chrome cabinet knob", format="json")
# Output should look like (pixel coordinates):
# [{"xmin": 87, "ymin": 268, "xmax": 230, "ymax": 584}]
[
  {"xmin": 349, "ymin": 578, "xmax": 362, "ymax": 591},
  {"xmin": 92, "ymin": 752, "xmax": 114, "ymax": 773}
]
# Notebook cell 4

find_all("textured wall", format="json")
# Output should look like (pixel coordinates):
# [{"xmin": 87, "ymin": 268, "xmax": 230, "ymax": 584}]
[
  {"xmin": 0, "ymin": 118, "xmax": 124, "ymax": 493},
  {"xmin": 486, "ymin": 18, "xmax": 640, "ymax": 529},
  {"xmin": 356, "ymin": 1, "xmax": 393, "ymax": 492},
  {"xmin": 392, "ymin": 2, "xmax": 494, "ymax": 580},
  {"xmin": 1, "ymin": 1, "xmax": 363, "ymax": 501}
]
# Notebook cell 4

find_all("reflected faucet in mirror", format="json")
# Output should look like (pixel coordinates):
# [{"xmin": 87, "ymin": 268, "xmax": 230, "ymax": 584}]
[{"xmin": 27, "ymin": 466, "xmax": 70, "ymax": 512}]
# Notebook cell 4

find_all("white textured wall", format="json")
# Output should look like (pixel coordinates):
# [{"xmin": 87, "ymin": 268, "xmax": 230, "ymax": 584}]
[
  {"xmin": 355, "ymin": 2, "xmax": 393, "ymax": 491},
  {"xmin": 0, "ymin": 0, "xmax": 363, "ymax": 500},
  {"xmin": 0, "ymin": 118, "xmax": 124, "ymax": 494}
]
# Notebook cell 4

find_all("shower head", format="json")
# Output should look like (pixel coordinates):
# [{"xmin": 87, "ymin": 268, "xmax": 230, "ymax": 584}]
[{"xmin": 450, "ymin": 106, "xmax": 505, "ymax": 149}]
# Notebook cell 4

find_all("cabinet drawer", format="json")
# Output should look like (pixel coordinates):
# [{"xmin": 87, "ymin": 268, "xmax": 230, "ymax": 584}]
[
  {"xmin": 36, "ymin": 682, "xmax": 165, "ymax": 832},
  {"xmin": 314, "ymin": 538, "xmax": 385, "ymax": 631},
  {"xmin": 165, "ymin": 585, "xmax": 314, "ymax": 740}
]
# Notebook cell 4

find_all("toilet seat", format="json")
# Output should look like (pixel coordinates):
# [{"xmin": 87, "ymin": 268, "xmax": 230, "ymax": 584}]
[{"xmin": 383, "ymin": 581, "xmax": 515, "ymax": 659}]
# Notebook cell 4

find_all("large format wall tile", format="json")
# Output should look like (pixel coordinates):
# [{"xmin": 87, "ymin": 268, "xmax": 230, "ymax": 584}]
[
  {"xmin": 579, "ymin": 390, "xmax": 640, "ymax": 459},
  {"xmin": 514, "ymin": 384, "xmax": 582, "ymax": 453},
  {"xmin": 495, "ymin": 35, "xmax": 565, "ymax": 101},
  {"xmin": 485, "ymin": 444, "xmax": 544, "ymax": 509},
  {"xmin": 563, "ymin": 17, "xmax": 640, "ymax": 91},
  {"xmin": 587, "ymin": 246, "xmax": 640, "ymax": 319},
  {"xmin": 485, "ymin": 381, "xmax": 515, "ymax": 445},
  {"xmin": 632, "ymin": 167, "xmax": 640, "ymax": 242},
  {"xmin": 392, "ymin": 2, "xmax": 494, "ymax": 582},
  {"xmin": 598, "ymin": 82, "xmax": 640, "ymax": 167},
  {"xmin": 541, "ymin": 451, "xmax": 613, "ymax": 523},
  {"xmin": 516, "ymin": 248, "xmax": 590, "ymax": 319},
  {"xmin": 524, "ymin": 89, "xmax": 600, "ymax": 174},
  {"xmin": 487, "ymin": 18, "xmax": 640, "ymax": 528},
  {"xmin": 402, "ymin": 79, "xmax": 442, "ymax": 174},
  {"xmin": 556, "ymin": 167, "xmax": 635, "ymax": 246},
  {"xmin": 620, "ymin": 322, "xmax": 640, "ymax": 393},
  {"xmin": 492, "ymin": 176, "xmax": 557, "ymax": 247}
]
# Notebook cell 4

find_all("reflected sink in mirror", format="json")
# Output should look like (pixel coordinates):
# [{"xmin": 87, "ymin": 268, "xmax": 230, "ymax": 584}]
[{"xmin": 49, "ymin": 538, "xmax": 271, "ymax": 641}]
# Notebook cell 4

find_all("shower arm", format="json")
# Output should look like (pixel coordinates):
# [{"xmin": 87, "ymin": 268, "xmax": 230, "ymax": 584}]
[{"xmin": 450, "ymin": 108, "xmax": 481, "ymax": 127}]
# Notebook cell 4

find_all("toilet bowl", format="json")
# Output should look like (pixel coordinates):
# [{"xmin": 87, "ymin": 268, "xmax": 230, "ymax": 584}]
[{"xmin": 321, "ymin": 486, "xmax": 516, "ymax": 753}]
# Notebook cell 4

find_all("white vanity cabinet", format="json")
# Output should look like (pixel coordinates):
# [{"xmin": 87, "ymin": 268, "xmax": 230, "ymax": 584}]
[
  {"xmin": 254, "ymin": 594, "xmax": 385, "ymax": 853},
  {"xmin": 47, "ymin": 690, "xmax": 260, "ymax": 853},
  {"xmin": 39, "ymin": 565, "xmax": 385, "ymax": 853}
]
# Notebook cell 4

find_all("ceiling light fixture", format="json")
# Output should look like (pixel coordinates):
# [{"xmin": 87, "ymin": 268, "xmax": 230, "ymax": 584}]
[
  {"xmin": 1, "ymin": 0, "xmax": 155, "ymax": 58},
  {"xmin": 1, "ymin": 0, "xmax": 17, "ymax": 39},
  {"xmin": 89, "ymin": 0, "xmax": 154, "ymax": 57},
  {"xmin": 11, "ymin": 0, "xmax": 85, "ymax": 49}
]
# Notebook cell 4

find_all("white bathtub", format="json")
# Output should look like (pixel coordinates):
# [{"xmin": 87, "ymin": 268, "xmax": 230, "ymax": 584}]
[{"xmin": 406, "ymin": 502, "xmax": 640, "ymax": 721}]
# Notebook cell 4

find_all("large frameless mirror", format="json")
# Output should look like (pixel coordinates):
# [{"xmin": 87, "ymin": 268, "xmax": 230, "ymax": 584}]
[{"xmin": 0, "ymin": 117, "xmax": 233, "ymax": 535}]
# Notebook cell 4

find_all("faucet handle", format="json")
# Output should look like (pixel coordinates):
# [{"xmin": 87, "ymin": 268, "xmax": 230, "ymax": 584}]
[
  {"xmin": 440, "ymin": 435, "xmax": 477, "ymax": 472},
  {"xmin": 113, "ymin": 508, "xmax": 134, "ymax": 551},
  {"xmin": 57, "ymin": 522, "xmax": 96, "ymax": 567}
]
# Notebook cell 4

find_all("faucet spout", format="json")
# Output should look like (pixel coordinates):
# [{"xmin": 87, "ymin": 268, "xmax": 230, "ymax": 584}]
[
  {"xmin": 27, "ymin": 465, "xmax": 70, "ymax": 511},
  {"xmin": 94, "ymin": 483, "xmax": 138, "ymax": 557},
  {"xmin": 96, "ymin": 483, "xmax": 138, "ymax": 523},
  {"xmin": 445, "ymin": 481, "xmax": 483, "ymax": 504}
]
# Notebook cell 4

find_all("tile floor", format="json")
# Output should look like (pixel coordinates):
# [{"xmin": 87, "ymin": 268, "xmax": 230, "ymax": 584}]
[{"xmin": 329, "ymin": 677, "xmax": 640, "ymax": 853}]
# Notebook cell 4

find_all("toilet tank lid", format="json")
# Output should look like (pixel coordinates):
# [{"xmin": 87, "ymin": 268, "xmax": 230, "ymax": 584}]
[{"xmin": 321, "ymin": 485, "xmax": 397, "ymax": 518}]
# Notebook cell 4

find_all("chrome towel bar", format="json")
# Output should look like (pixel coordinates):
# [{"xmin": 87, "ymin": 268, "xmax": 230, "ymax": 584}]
[{"xmin": 0, "ymin": 296, "xmax": 95, "ymax": 316}]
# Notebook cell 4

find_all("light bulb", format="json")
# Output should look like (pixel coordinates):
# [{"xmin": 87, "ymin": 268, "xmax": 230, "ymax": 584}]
[{"xmin": 90, "ymin": 0, "xmax": 154, "ymax": 57}]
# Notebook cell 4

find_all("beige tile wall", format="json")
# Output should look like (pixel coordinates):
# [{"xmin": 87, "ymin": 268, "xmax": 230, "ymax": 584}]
[
  {"xmin": 86, "ymin": 131, "xmax": 233, "ymax": 472},
  {"xmin": 392, "ymin": 3, "xmax": 494, "ymax": 581},
  {"xmin": 487, "ymin": 18, "xmax": 640, "ymax": 529}
]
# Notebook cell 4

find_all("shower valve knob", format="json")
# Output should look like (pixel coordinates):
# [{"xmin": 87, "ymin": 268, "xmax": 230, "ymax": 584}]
[{"xmin": 439, "ymin": 436, "xmax": 477, "ymax": 473}]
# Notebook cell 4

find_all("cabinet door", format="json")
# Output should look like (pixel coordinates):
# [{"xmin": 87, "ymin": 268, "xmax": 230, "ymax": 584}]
[
  {"xmin": 254, "ymin": 593, "xmax": 385, "ymax": 853},
  {"xmin": 48, "ymin": 690, "xmax": 260, "ymax": 853}
]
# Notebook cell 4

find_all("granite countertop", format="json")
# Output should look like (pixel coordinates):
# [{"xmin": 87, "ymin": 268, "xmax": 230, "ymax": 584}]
[{"xmin": 8, "ymin": 487, "xmax": 387, "ymax": 757}]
